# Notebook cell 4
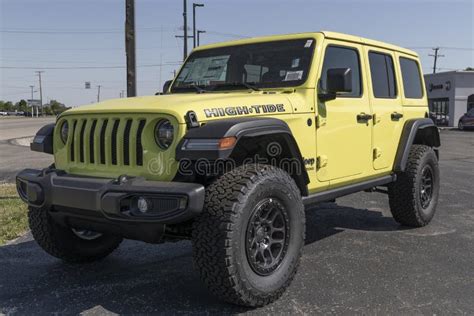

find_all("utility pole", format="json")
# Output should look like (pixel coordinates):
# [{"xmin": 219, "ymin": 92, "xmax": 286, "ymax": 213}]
[
  {"xmin": 429, "ymin": 47, "xmax": 444, "ymax": 74},
  {"xmin": 29, "ymin": 85, "xmax": 34, "ymax": 118},
  {"xmin": 193, "ymin": 3, "xmax": 204, "ymax": 48},
  {"xmin": 197, "ymin": 30, "xmax": 206, "ymax": 46},
  {"xmin": 97, "ymin": 85, "xmax": 102, "ymax": 102},
  {"xmin": 125, "ymin": 0, "xmax": 137, "ymax": 97},
  {"xmin": 35, "ymin": 71, "xmax": 44, "ymax": 117},
  {"xmin": 183, "ymin": 0, "xmax": 188, "ymax": 61}
]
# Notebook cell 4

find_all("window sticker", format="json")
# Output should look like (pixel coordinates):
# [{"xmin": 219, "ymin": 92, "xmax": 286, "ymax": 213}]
[
  {"xmin": 304, "ymin": 40, "xmax": 313, "ymax": 48},
  {"xmin": 291, "ymin": 58, "xmax": 300, "ymax": 68},
  {"xmin": 183, "ymin": 55, "xmax": 230, "ymax": 83},
  {"xmin": 284, "ymin": 70, "xmax": 303, "ymax": 81}
]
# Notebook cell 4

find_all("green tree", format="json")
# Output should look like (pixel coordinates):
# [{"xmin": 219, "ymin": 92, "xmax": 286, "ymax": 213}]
[
  {"xmin": 49, "ymin": 100, "xmax": 68, "ymax": 115},
  {"xmin": 43, "ymin": 106, "xmax": 53, "ymax": 115},
  {"xmin": 15, "ymin": 99, "xmax": 28, "ymax": 112},
  {"xmin": 0, "ymin": 101, "xmax": 14, "ymax": 112}
]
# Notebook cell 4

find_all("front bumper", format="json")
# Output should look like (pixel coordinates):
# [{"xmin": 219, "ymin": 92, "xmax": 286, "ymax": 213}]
[{"xmin": 16, "ymin": 168, "xmax": 205, "ymax": 243}]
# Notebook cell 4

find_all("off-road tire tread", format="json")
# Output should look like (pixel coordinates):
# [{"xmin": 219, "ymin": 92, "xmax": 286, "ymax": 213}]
[
  {"xmin": 28, "ymin": 206, "xmax": 122, "ymax": 263},
  {"xmin": 388, "ymin": 145, "xmax": 438, "ymax": 227},
  {"xmin": 192, "ymin": 164, "xmax": 305, "ymax": 307}
]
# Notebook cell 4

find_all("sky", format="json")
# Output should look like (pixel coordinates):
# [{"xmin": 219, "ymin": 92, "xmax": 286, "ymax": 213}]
[{"xmin": 1, "ymin": 0, "xmax": 473, "ymax": 107}]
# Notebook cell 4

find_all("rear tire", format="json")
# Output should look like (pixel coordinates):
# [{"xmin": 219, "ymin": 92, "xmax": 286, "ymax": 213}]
[
  {"xmin": 192, "ymin": 164, "xmax": 305, "ymax": 307},
  {"xmin": 28, "ymin": 206, "xmax": 123, "ymax": 263},
  {"xmin": 388, "ymin": 145, "xmax": 439, "ymax": 227}
]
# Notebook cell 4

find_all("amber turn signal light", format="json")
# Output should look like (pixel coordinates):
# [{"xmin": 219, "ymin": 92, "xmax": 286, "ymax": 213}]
[{"xmin": 218, "ymin": 137, "xmax": 237, "ymax": 149}]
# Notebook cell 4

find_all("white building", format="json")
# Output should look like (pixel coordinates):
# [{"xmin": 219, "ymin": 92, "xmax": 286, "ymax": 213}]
[{"xmin": 424, "ymin": 70, "xmax": 474, "ymax": 127}]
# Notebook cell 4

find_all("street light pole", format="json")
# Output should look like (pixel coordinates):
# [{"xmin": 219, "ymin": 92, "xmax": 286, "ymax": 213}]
[
  {"xmin": 192, "ymin": 3, "xmax": 204, "ymax": 48},
  {"xmin": 197, "ymin": 30, "xmax": 206, "ymax": 46},
  {"xmin": 29, "ymin": 85, "xmax": 34, "ymax": 118}
]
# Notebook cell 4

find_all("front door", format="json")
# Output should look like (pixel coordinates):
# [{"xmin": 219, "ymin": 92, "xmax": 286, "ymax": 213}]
[{"xmin": 316, "ymin": 42, "xmax": 373, "ymax": 183}]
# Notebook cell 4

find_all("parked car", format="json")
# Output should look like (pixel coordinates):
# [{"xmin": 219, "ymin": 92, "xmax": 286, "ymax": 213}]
[
  {"xmin": 0, "ymin": 111, "xmax": 8, "ymax": 116},
  {"xmin": 458, "ymin": 108, "xmax": 474, "ymax": 130}
]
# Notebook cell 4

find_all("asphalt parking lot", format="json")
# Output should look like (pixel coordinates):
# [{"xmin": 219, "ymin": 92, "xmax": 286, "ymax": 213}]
[
  {"xmin": 0, "ymin": 117, "xmax": 55, "ymax": 183},
  {"xmin": 0, "ymin": 126, "xmax": 473, "ymax": 314}
]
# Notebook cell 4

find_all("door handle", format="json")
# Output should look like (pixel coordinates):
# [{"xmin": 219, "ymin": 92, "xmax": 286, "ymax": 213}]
[
  {"xmin": 357, "ymin": 113, "xmax": 373, "ymax": 122},
  {"xmin": 391, "ymin": 112, "xmax": 404, "ymax": 121}
]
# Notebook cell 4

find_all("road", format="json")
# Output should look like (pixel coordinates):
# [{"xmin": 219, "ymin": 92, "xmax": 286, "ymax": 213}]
[
  {"xmin": 0, "ymin": 117, "xmax": 55, "ymax": 182},
  {"xmin": 0, "ymin": 130, "xmax": 473, "ymax": 314}
]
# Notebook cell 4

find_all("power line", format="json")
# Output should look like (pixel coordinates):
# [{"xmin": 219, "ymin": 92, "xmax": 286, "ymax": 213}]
[
  {"xmin": 205, "ymin": 31, "xmax": 249, "ymax": 39},
  {"xmin": 1, "ymin": 46, "xmax": 178, "ymax": 51},
  {"xmin": 408, "ymin": 46, "xmax": 473, "ymax": 51},
  {"xmin": 0, "ymin": 62, "xmax": 182, "ymax": 70},
  {"xmin": 0, "ymin": 91, "xmax": 32, "ymax": 97},
  {"xmin": 0, "ymin": 28, "xmax": 249, "ymax": 38},
  {"xmin": 0, "ymin": 27, "xmax": 177, "ymax": 34},
  {"xmin": 440, "ymin": 47, "xmax": 474, "ymax": 51},
  {"xmin": 0, "ymin": 58, "xmax": 132, "ymax": 65}
]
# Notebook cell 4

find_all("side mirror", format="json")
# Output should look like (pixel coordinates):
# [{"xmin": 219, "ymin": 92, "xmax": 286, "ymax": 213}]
[
  {"xmin": 327, "ymin": 68, "xmax": 352, "ymax": 93},
  {"xmin": 318, "ymin": 68, "xmax": 352, "ymax": 101},
  {"xmin": 162, "ymin": 80, "xmax": 173, "ymax": 94}
]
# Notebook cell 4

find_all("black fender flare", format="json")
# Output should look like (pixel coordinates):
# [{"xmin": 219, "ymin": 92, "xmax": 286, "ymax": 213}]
[
  {"xmin": 393, "ymin": 118, "xmax": 440, "ymax": 172},
  {"xmin": 176, "ymin": 117, "xmax": 309, "ymax": 195},
  {"xmin": 30, "ymin": 123, "xmax": 55, "ymax": 154}
]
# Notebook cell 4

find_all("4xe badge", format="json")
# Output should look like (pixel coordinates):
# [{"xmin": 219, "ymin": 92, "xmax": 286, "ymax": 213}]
[{"xmin": 204, "ymin": 104, "xmax": 285, "ymax": 118}]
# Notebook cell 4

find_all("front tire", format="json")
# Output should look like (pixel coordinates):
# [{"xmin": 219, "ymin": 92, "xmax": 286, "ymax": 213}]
[
  {"xmin": 28, "ymin": 206, "xmax": 123, "ymax": 263},
  {"xmin": 388, "ymin": 145, "xmax": 440, "ymax": 227},
  {"xmin": 192, "ymin": 164, "xmax": 305, "ymax": 307},
  {"xmin": 458, "ymin": 121, "xmax": 464, "ymax": 130}
]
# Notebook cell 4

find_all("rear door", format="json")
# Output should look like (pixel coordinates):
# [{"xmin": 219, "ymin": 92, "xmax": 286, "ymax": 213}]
[
  {"xmin": 316, "ymin": 41, "xmax": 373, "ymax": 182},
  {"xmin": 364, "ymin": 47, "xmax": 404, "ymax": 170}
]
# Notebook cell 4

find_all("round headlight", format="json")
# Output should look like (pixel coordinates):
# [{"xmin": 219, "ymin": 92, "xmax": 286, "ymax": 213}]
[
  {"xmin": 154, "ymin": 119, "xmax": 174, "ymax": 149},
  {"xmin": 60, "ymin": 121, "xmax": 69, "ymax": 144}
]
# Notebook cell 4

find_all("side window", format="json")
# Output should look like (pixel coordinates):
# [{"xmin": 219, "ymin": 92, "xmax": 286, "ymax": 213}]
[
  {"xmin": 321, "ymin": 46, "xmax": 362, "ymax": 97},
  {"xmin": 369, "ymin": 52, "xmax": 397, "ymax": 98},
  {"xmin": 400, "ymin": 57, "xmax": 423, "ymax": 98}
]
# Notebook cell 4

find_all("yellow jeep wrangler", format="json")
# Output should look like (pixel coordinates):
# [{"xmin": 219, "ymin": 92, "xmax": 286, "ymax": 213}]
[{"xmin": 17, "ymin": 31, "xmax": 440, "ymax": 307}]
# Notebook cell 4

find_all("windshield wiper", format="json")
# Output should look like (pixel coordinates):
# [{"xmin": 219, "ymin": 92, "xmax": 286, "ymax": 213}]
[
  {"xmin": 173, "ymin": 83, "xmax": 207, "ymax": 93},
  {"xmin": 213, "ymin": 82, "xmax": 260, "ymax": 91},
  {"xmin": 190, "ymin": 83, "xmax": 207, "ymax": 93}
]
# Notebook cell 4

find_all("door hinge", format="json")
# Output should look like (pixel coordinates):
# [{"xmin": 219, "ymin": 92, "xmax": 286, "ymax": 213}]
[
  {"xmin": 316, "ymin": 155, "xmax": 328, "ymax": 169},
  {"xmin": 316, "ymin": 115, "xmax": 326, "ymax": 128}
]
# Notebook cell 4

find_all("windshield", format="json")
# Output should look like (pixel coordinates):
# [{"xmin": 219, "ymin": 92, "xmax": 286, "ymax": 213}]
[{"xmin": 171, "ymin": 38, "xmax": 315, "ymax": 93}]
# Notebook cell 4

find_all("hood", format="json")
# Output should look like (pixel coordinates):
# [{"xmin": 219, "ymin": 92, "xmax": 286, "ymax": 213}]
[{"xmin": 62, "ymin": 91, "xmax": 299, "ymax": 124}]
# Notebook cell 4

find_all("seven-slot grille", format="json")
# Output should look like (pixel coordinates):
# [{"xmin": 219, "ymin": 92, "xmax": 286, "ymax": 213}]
[{"xmin": 67, "ymin": 117, "xmax": 146, "ymax": 167}]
